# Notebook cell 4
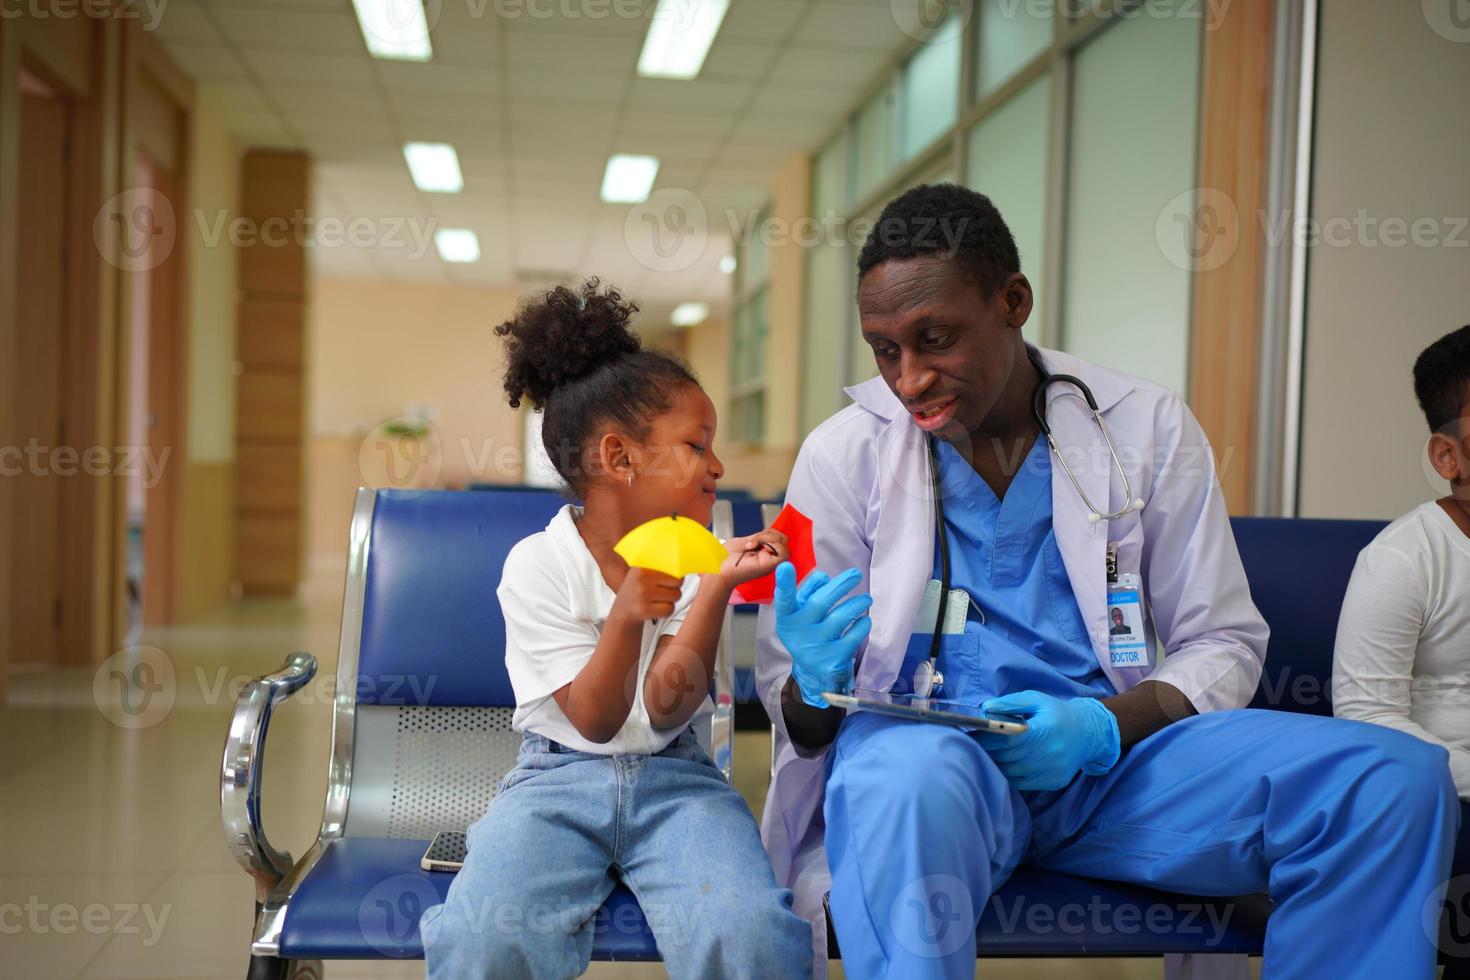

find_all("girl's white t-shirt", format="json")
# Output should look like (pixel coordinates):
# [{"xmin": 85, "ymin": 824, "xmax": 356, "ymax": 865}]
[
  {"xmin": 497, "ymin": 504, "xmax": 709, "ymax": 755},
  {"xmin": 1333, "ymin": 500, "xmax": 1470, "ymax": 798}
]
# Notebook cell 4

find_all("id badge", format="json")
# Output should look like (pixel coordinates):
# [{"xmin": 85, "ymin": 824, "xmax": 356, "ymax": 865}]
[{"xmin": 1106, "ymin": 572, "xmax": 1149, "ymax": 669}]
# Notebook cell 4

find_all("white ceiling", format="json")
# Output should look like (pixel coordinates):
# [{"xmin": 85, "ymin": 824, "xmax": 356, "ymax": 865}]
[{"xmin": 153, "ymin": 0, "xmax": 922, "ymax": 324}]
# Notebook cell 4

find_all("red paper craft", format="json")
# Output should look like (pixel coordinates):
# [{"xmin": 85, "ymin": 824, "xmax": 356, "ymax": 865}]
[{"xmin": 730, "ymin": 504, "xmax": 816, "ymax": 605}]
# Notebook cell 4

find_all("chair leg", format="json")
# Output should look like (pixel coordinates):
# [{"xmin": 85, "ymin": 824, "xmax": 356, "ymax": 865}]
[
  {"xmin": 287, "ymin": 962, "xmax": 324, "ymax": 980},
  {"xmin": 245, "ymin": 954, "xmax": 289, "ymax": 980}
]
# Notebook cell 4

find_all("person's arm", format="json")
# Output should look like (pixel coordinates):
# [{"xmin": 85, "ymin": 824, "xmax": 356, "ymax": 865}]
[
  {"xmin": 780, "ymin": 674, "xmax": 846, "ymax": 749},
  {"xmin": 1101, "ymin": 680, "xmax": 1196, "ymax": 749},
  {"xmin": 645, "ymin": 529, "xmax": 790, "ymax": 731},
  {"xmin": 1332, "ymin": 540, "xmax": 1470, "ymax": 797},
  {"xmin": 1137, "ymin": 393, "xmax": 1270, "ymax": 717},
  {"xmin": 755, "ymin": 422, "xmax": 874, "ymax": 756},
  {"xmin": 550, "ymin": 567, "xmax": 682, "ymax": 743}
]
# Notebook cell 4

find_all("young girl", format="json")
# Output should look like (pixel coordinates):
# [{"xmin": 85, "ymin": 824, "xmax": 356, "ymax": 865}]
[{"xmin": 420, "ymin": 279, "xmax": 813, "ymax": 979}]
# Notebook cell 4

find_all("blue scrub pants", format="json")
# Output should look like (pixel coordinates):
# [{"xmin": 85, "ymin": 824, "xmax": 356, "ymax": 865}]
[{"xmin": 825, "ymin": 708, "xmax": 1458, "ymax": 979}]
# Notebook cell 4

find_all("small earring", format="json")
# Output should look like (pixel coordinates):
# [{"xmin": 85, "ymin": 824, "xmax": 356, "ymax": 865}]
[{"xmin": 627, "ymin": 473, "xmax": 633, "ymax": 487}]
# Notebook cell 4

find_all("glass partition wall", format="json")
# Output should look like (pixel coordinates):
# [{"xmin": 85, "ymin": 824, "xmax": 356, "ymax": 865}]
[{"xmin": 800, "ymin": 3, "xmax": 1205, "ymax": 437}]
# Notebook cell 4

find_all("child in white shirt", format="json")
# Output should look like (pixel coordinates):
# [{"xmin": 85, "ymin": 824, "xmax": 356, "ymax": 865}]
[
  {"xmin": 421, "ymin": 279, "xmax": 812, "ymax": 979},
  {"xmin": 1334, "ymin": 324, "xmax": 1470, "ymax": 795}
]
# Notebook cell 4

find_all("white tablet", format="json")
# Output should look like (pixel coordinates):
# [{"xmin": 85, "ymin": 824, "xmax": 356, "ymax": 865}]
[{"xmin": 823, "ymin": 688, "xmax": 1028, "ymax": 733}]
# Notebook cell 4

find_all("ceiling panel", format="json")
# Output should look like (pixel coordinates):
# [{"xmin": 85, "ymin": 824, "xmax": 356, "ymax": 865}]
[
  {"xmin": 152, "ymin": 0, "xmax": 221, "ymax": 44},
  {"xmin": 210, "ymin": 5, "xmax": 365, "ymax": 50},
  {"xmin": 160, "ymin": 0, "xmax": 920, "ymax": 303},
  {"xmin": 161, "ymin": 41, "xmax": 248, "ymax": 82},
  {"xmin": 720, "ymin": 0, "xmax": 809, "ymax": 42},
  {"xmin": 240, "ymin": 47, "xmax": 376, "ymax": 86},
  {"xmin": 795, "ymin": 2, "xmax": 912, "ymax": 49}
]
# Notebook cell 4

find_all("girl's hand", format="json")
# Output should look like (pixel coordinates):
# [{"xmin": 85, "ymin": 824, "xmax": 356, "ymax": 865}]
[
  {"xmin": 720, "ymin": 529, "xmax": 789, "ymax": 587},
  {"xmin": 614, "ymin": 567, "xmax": 684, "ymax": 621}
]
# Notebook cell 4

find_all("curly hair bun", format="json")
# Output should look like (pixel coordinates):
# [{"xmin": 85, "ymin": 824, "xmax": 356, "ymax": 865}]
[{"xmin": 496, "ymin": 278, "xmax": 642, "ymax": 409}]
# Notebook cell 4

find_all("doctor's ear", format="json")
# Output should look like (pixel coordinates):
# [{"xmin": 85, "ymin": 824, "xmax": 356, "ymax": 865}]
[{"xmin": 997, "ymin": 272, "xmax": 1033, "ymax": 330}]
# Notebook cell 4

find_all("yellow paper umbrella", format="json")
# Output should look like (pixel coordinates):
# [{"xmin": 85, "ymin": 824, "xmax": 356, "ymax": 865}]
[{"xmin": 614, "ymin": 513, "xmax": 727, "ymax": 578}]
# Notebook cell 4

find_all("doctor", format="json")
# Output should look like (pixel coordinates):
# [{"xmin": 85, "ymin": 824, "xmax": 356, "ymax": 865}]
[{"xmin": 755, "ymin": 183, "xmax": 1458, "ymax": 979}]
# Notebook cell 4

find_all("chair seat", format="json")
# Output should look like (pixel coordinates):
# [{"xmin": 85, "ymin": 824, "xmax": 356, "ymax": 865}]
[
  {"xmin": 278, "ymin": 837, "xmax": 660, "ymax": 961},
  {"xmin": 828, "ymin": 867, "xmax": 1271, "ymax": 957},
  {"xmin": 979, "ymin": 868, "xmax": 1270, "ymax": 954}
]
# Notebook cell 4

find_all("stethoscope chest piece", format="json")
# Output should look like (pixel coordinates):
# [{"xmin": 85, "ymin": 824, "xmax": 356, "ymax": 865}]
[{"xmin": 913, "ymin": 659, "xmax": 943, "ymax": 698}]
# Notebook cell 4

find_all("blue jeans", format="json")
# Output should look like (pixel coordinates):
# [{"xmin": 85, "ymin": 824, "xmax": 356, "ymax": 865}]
[{"xmin": 421, "ymin": 726, "xmax": 811, "ymax": 979}]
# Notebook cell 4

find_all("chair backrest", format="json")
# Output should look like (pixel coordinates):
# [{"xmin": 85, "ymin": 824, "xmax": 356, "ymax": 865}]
[
  {"xmin": 331, "ymin": 489, "xmax": 736, "ymax": 842},
  {"xmin": 1230, "ymin": 516, "xmax": 1387, "ymax": 716},
  {"xmin": 338, "ymin": 489, "xmax": 564, "ymax": 840}
]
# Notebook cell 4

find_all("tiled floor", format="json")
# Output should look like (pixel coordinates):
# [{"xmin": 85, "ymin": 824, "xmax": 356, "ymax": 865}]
[{"xmin": 0, "ymin": 558, "xmax": 1224, "ymax": 979}]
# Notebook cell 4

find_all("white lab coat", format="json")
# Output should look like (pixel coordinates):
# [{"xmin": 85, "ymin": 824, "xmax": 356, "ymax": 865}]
[{"xmin": 754, "ymin": 345, "xmax": 1267, "ymax": 977}]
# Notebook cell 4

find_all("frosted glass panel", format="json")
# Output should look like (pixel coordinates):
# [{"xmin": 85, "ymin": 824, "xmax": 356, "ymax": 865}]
[
  {"xmin": 976, "ymin": 0, "xmax": 1051, "ymax": 99},
  {"xmin": 802, "ymin": 239, "xmax": 851, "ymax": 434},
  {"xmin": 854, "ymin": 80, "xmax": 897, "ymax": 202},
  {"xmin": 1062, "ymin": 14, "xmax": 1201, "ymax": 396},
  {"xmin": 813, "ymin": 135, "xmax": 847, "ymax": 217},
  {"xmin": 966, "ymin": 74, "xmax": 1049, "ymax": 342},
  {"xmin": 901, "ymin": 15, "xmax": 963, "ymax": 160}
]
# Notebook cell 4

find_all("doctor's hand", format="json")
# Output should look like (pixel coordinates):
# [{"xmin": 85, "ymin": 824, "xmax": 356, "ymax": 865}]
[
  {"xmin": 973, "ymin": 691, "xmax": 1121, "ymax": 791},
  {"xmin": 774, "ymin": 562, "xmax": 872, "ymax": 709}
]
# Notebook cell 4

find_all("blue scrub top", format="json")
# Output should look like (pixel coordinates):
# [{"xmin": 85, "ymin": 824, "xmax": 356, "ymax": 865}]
[{"xmin": 925, "ymin": 435, "xmax": 1112, "ymax": 704}]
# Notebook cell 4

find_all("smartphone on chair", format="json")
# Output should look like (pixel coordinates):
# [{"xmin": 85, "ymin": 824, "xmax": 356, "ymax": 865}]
[{"xmin": 420, "ymin": 830, "xmax": 468, "ymax": 872}]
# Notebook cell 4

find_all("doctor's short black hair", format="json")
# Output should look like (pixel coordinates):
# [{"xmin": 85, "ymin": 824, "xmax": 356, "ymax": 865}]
[
  {"xmin": 1412, "ymin": 325, "xmax": 1470, "ymax": 433},
  {"xmin": 496, "ymin": 277, "xmax": 699, "ymax": 495},
  {"xmin": 856, "ymin": 183, "xmax": 1020, "ymax": 297}
]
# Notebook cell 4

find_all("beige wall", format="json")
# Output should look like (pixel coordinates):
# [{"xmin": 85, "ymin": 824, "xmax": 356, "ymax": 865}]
[
  {"xmin": 173, "ymin": 93, "xmax": 240, "ymax": 619},
  {"xmin": 1297, "ymin": 1, "xmax": 1470, "ymax": 519},
  {"xmin": 307, "ymin": 278, "xmax": 525, "ymax": 558}
]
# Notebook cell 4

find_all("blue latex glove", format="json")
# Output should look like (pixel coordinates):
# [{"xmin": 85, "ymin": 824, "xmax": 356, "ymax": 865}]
[
  {"xmin": 774, "ymin": 562, "xmax": 873, "ymax": 708},
  {"xmin": 972, "ymin": 690, "xmax": 1121, "ymax": 791}
]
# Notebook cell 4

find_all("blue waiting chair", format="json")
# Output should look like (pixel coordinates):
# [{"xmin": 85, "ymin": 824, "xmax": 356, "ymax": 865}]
[{"xmin": 221, "ymin": 489, "xmax": 739, "ymax": 979}]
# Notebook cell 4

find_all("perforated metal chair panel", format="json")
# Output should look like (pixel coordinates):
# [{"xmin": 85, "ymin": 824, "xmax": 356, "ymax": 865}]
[{"xmin": 344, "ymin": 705, "xmax": 521, "ymax": 840}]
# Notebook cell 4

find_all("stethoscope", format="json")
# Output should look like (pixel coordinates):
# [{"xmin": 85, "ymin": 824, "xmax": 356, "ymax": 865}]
[{"xmin": 913, "ymin": 349, "xmax": 1145, "ymax": 699}]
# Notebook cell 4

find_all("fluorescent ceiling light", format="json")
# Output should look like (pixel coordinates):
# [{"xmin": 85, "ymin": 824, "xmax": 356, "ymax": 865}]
[
  {"xmin": 637, "ymin": 0, "xmax": 730, "ymax": 79},
  {"xmin": 351, "ymin": 0, "xmax": 433, "ymax": 61},
  {"xmin": 718, "ymin": 255, "xmax": 736, "ymax": 274},
  {"xmin": 670, "ymin": 302, "xmax": 709, "ymax": 327},
  {"xmin": 403, "ymin": 142, "xmax": 463, "ymax": 193},
  {"xmin": 435, "ymin": 228, "xmax": 480, "ymax": 263},
  {"xmin": 600, "ymin": 154, "xmax": 660, "ymax": 203}
]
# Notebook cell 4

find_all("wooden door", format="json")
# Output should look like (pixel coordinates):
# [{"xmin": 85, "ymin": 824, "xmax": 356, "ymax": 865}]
[{"xmin": 10, "ymin": 89, "xmax": 69, "ymax": 668}]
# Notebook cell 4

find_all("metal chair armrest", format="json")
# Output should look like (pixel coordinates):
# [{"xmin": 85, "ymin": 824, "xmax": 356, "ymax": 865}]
[
  {"xmin": 711, "ymin": 501, "xmax": 737, "ymax": 783},
  {"xmin": 220, "ymin": 651, "xmax": 318, "ymax": 903}
]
